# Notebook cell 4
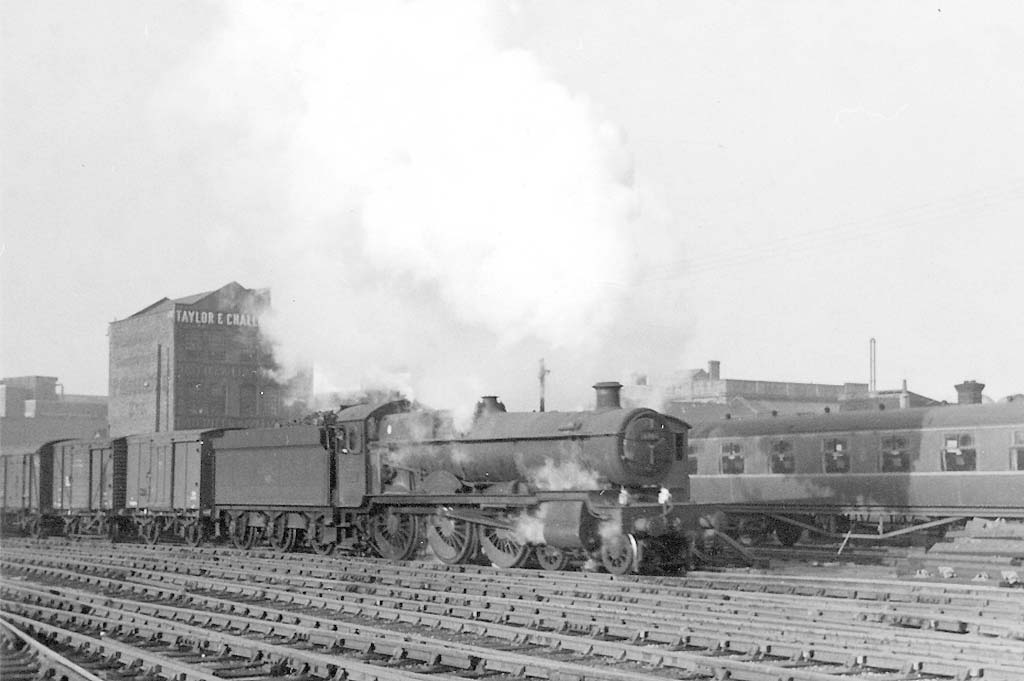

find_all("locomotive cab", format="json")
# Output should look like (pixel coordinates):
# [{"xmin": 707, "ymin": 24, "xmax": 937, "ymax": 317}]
[{"xmin": 334, "ymin": 400, "xmax": 411, "ymax": 506}]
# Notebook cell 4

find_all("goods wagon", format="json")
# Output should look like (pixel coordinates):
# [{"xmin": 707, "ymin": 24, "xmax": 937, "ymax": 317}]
[
  {"xmin": 0, "ymin": 447, "xmax": 46, "ymax": 535},
  {"xmin": 49, "ymin": 437, "xmax": 125, "ymax": 536},
  {"xmin": 123, "ymin": 429, "xmax": 222, "ymax": 545}
]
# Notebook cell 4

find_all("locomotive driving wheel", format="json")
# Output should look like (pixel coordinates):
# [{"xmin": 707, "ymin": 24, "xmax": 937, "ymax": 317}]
[
  {"xmin": 478, "ymin": 523, "xmax": 529, "ymax": 568},
  {"xmin": 426, "ymin": 513, "xmax": 478, "ymax": 565},
  {"xmin": 371, "ymin": 508, "xmax": 419, "ymax": 561},
  {"xmin": 600, "ymin": 533, "xmax": 638, "ymax": 576},
  {"xmin": 534, "ymin": 544, "xmax": 569, "ymax": 571}
]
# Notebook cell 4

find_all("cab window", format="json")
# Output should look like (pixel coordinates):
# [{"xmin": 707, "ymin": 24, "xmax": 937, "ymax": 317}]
[
  {"xmin": 348, "ymin": 426, "xmax": 362, "ymax": 453},
  {"xmin": 823, "ymin": 438, "xmax": 850, "ymax": 473},
  {"xmin": 1012, "ymin": 431, "xmax": 1024, "ymax": 470},
  {"xmin": 942, "ymin": 433, "xmax": 976, "ymax": 471},
  {"xmin": 769, "ymin": 440, "xmax": 795, "ymax": 474}
]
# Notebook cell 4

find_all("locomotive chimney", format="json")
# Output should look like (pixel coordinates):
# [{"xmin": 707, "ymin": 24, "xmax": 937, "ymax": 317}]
[
  {"xmin": 708, "ymin": 360, "xmax": 721, "ymax": 380},
  {"xmin": 954, "ymin": 380, "xmax": 985, "ymax": 405},
  {"xmin": 593, "ymin": 381, "xmax": 623, "ymax": 410},
  {"xmin": 475, "ymin": 395, "xmax": 507, "ymax": 418}
]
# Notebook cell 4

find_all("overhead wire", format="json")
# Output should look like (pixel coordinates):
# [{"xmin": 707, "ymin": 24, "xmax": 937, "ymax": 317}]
[{"xmin": 640, "ymin": 181, "xmax": 1024, "ymax": 283}]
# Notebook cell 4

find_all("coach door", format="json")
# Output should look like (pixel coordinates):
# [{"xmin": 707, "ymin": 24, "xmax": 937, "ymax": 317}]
[{"xmin": 336, "ymin": 424, "xmax": 367, "ymax": 507}]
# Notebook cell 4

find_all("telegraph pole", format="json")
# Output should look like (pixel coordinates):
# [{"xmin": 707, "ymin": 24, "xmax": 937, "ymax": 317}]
[{"xmin": 538, "ymin": 358, "xmax": 550, "ymax": 412}]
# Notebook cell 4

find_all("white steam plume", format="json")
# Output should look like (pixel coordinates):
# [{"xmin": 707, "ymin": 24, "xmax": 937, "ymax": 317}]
[
  {"xmin": 160, "ymin": 0, "xmax": 686, "ymax": 411},
  {"xmin": 525, "ymin": 456, "xmax": 601, "ymax": 491}
]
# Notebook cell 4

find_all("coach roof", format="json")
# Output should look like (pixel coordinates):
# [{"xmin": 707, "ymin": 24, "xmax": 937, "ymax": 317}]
[{"xmin": 688, "ymin": 402, "xmax": 1024, "ymax": 438}]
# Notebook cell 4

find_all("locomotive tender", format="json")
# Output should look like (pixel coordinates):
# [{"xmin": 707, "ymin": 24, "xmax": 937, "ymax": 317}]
[
  {"xmin": 687, "ymin": 401, "xmax": 1024, "ymax": 545},
  {"xmin": 1, "ymin": 382, "xmax": 698, "ymax": 574}
]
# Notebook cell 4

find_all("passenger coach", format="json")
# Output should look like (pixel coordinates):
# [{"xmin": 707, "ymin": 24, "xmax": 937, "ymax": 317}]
[{"xmin": 687, "ymin": 402, "xmax": 1024, "ymax": 544}]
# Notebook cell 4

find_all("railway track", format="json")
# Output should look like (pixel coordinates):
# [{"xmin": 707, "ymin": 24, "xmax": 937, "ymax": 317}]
[
  {"xmin": 0, "ymin": 615, "xmax": 108, "ymax": 681},
  {"xmin": 2, "ymin": 539, "xmax": 1024, "ymax": 680}
]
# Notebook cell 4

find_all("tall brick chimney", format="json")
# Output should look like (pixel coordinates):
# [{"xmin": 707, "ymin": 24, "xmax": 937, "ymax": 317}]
[
  {"xmin": 954, "ymin": 380, "xmax": 985, "ymax": 405},
  {"xmin": 707, "ymin": 360, "xmax": 721, "ymax": 380}
]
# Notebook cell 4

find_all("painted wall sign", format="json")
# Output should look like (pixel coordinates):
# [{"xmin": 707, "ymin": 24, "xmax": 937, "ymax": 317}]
[{"xmin": 175, "ymin": 310, "xmax": 259, "ymax": 327}]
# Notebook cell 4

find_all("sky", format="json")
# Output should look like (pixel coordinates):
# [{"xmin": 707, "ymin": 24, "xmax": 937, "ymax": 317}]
[{"xmin": 2, "ymin": 0, "xmax": 1022, "ymax": 411}]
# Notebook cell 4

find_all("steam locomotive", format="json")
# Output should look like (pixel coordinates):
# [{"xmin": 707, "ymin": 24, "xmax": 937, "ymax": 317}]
[
  {"xmin": 0, "ymin": 382, "xmax": 699, "ymax": 574},
  {"xmin": 686, "ymin": 401, "xmax": 1024, "ymax": 545}
]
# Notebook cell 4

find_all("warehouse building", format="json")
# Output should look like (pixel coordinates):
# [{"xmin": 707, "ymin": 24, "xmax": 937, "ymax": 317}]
[
  {"xmin": 108, "ymin": 281, "xmax": 310, "ymax": 436},
  {"xmin": 0, "ymin": 376, "xmax": 107, "ymax": 453},
  {"xmin": 625, "ymin": 360, "xmax": 940, "ymax": 421}
]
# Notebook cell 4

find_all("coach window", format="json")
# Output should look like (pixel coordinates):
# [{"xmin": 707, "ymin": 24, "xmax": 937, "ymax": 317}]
[
  {"xmin": 1012, "ymin": 431, "xmax": 1024, "ymax": 470},
  {"xmin": 720, "ymin": 443, "xmax": 744, "ymax": 474},
  {"xmin": 823, "ymin": 438, "xmax": 850, "ymax": 473},
  {"xmin": 769, "ymin": 440, "xmax": 795, "ymax": 474},
  {"xmin": 881, "ymin": 436, "xmax": 910, "ymax": 472},
  {"xmin": 942, "ymin": 433, "xmax": 977, "ymax": 471}
]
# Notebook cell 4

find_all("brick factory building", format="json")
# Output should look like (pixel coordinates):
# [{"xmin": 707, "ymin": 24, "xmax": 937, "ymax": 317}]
[
  {"xmin": 624, "ymin": 360, "xmax": 940, "ymax": 421},
  {"xmin": 0, "ymin": 376, "xmax": 108, "ymax": 453},
  {"xmin": 108, "ymin": 281, "xmax": 310, "ymax": 436}
]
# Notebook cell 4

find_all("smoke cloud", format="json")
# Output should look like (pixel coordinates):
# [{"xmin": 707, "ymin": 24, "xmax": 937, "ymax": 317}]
[{"xmin": 160, "ymin": 0, "xmax": 688, "ymax": 411}]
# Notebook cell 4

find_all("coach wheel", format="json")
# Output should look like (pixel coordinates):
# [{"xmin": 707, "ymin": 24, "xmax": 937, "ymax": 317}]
[
  {"xmin": 371, "ymin": 509, "xmax": 419, "ymax": 561},
  {"xmin": 140, "ymin": 519, "xmax": 162, "ymax": 546},
  {"xmin": 812, "ymin": 514, "xmax": 851, "ymax": 541},
  {"xmin": 534, "ymin": 545, "xmax": 569, "ymax": 571},
  {"xmin": 774, "ymin": 521, "xmax": 803, "ymax": 547},
  {"xmin": 184, "ymin": 522, "xmax": 205, "ymax": 547},
  {"xmin": 269, "ymin": 514, "xmax": 299, "ymax": 553},
  {"xmin": 479, "ymin": 525, "xmax": 529, "ymax": 568},
  {"xmin": 600, "ymin": 533, "xmax": 637, "ymax": 576},
  {"xmin": 734, "ymin": 518, "xmax": 770, "ymax": 547},
  {"xmin": 426, "ymin": 514, "xmax": 477, "ymax": 565},
  {"xmin": 309, "ymin": 517, "xmax": 336, "ymax": 556}
]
